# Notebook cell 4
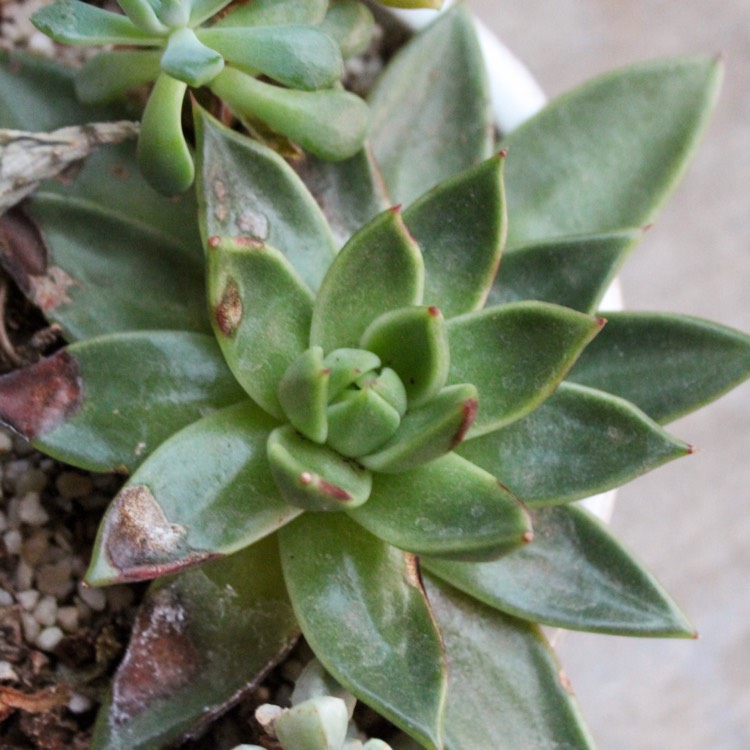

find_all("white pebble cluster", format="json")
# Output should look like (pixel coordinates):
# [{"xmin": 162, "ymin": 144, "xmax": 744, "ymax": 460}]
[{"xmin": 0, "ymin": 429, "xmax": 133, "ymax": 712}]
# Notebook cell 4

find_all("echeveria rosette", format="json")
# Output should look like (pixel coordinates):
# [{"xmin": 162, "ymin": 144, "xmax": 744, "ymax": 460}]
[{"xmin": 31, "ymin": 0, "xmax": 374, "ymax": 194}]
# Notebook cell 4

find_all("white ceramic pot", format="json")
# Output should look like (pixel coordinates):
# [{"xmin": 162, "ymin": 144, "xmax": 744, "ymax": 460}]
[{"xmin": 380, "ymin": 1, "xmax": 619, "ymax": 523}]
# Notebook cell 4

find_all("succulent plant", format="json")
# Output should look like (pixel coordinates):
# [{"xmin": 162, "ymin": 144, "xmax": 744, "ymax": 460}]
[
  {"xmin": 30, "ymin": 0, "xmax": 381, "ymax": 194},
  {"xmin": 2, "ymin": 4, "xmax": 750, "ymax": 749}
]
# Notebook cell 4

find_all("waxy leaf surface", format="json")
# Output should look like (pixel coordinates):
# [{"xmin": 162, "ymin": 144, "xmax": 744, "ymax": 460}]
[
  {"xmin": 368, "ymin": 5, "xmax": 492, "ymax": 206},
  {"xmin": 568, "ymin": 312, "xmax": 750, "ymax": 423},
  {"xmin": 195, "ymin": 107, "xmax": 337, "ymax": 290},
  {"xmin": 207, "ymin": 237, "xmax": 313, "ymax": 418},
  {"xmin": 75, "ymin": 50, "xmax": 161, "ymax": 103},
  {"xmin": 350, "ymin": 452, "xmax": 530, "ymax": 560},
  {"xmin": 0, "ymin": 332, "xmax": 245, "ymax": 473},
  {"xmin": 311, "ymin": 208, "xmax": 424, "ymax": 351},
  {"xmin": 280, "ymin": 514, "xmax": 446, "ymax": 750},
  {"xmin": 32, "ymin": 0, "xmax": 156, "ymax": 46},
  {"xmin": 403, "ymin": 154, "xmax": 505, "ymax": 318},
  {"xmin": 503, "ymin": 57, "xmax": 722, "ymax": 244},
  {"xmin": 489, "ymin": 229, "xmax": 641, "ymax": 313},
  {"xmin": 361, "ymin": 384, "xmax": 478, "ymax": 473},
  {"xmin": 90, "ymin": 538, "xmax": 299, "ymax": 750},
  {"xmin": 424, "ymin": 575, "xmax": 595, "ymax": 750},
  {"xmin": 447, "ymin": 302, "xmax": 603, "ymax": 436},
  {"xmin": 294, "ymin": 147, "xmax": 390, "ymax": 249},
  {"xmin": 320, "ymin": 0, "xmax": 374, "ymax": 59},
  {"xmin": 86, "ymin": 402, "xmax": 298, "ymax": 586},
  {"xmin": 425, "ymin": 505, "xmax": 694, "ymax": 637},
  {"xmin": 215, "ymin": 0, "xmax": 327, "ymax": 27},
  {"xmin": 458, "ymin": 382, "xmax": 690, "ymax": 505},
  {"xmin": 361, "ymin": 306, "xmax": 449, "ymax": 408},
  {"xmin": 160, "ymin": 28, "xmax": 224, "ymax": 88},
  {"xmin": 199, "ymin": 25, "xmax": 343, "ymax": 90}
]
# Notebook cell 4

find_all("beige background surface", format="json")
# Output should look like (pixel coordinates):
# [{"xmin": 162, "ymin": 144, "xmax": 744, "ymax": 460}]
[{"xmin": 470, "ymin": 1, "xmax": 750, "ymax": 748}]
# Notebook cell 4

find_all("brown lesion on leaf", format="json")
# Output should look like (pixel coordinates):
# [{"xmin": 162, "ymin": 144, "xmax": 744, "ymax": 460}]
[
  {"xmin": 215, "ymin": 278, "xmax": 242, "ymax": 337},
  {"xmin": 111, "ymin": 588, "xmax": 201, "ymax": 725},
  {"xmin": 403, "ymin": 552, "xmax": 425, "ymax": 591},
  {"xmin": 0, "ymin": 204, "xmax": 78, "ymax": 312},
  {"xmin": 451, "ymin": 397, "xmax": 478, "ymax": 448},
  {"xmin": 0, "ymin": 349, "xmax": 82, "ymax": 439},
  {"xmin": 104, "ymin": 485, "xmax": 219, "ymax": 582}
]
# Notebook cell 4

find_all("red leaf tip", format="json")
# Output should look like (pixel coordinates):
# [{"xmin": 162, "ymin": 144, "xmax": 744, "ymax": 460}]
[
  {"xmin": 208, "ymin": 236, "xmax": 221, "ymax": 248},
  {"xmin": 427, "ymin": 306, "xmax": 441, "ymax": 317},
  {"xmin": 299, "ymin": 472, "xmax": 313, "ymax": 486}
]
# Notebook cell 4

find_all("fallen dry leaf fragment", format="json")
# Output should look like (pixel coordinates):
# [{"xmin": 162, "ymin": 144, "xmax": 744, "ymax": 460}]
[
  {"xmin": 0, "ymin": 683, "xmax": 73, "ymax": 715},
  {"xmin": 0, "ymin": 121, "xmax": 139, "ymax": 214}
]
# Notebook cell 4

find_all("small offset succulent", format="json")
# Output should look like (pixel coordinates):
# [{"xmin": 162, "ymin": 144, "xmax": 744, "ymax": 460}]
[
  {"xmin": 2, "ymin": 5, "xmax": 750, "ymax": 749},
  {"xmin": 30, "ymin": 0, "xmax": 388, "ymax": 193},
  {"xmin": 247, "ymin": 658, "xmax": 393, "ymax": 750}
]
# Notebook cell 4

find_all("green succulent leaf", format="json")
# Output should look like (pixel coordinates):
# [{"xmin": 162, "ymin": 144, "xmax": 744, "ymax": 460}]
[
  {"xmin": 356, "ymin": 366, "xmax": 408, "ymax": 417},
  {"xmin": 160, "ymin": 27, "xmax": 225, "ymax": 88},
  {"xmin": 503, "ymin": 56, "xmax": 722, "ymax": 244},
  {"xmin": 0, "ymin": 50, "xmax": 126, "ymax": 130},
  {"xmin": 116, "ymin": 0, "xmax": 168, "ymax": 34},
  {"xmin": 274, "ymin": 696, "xmax": 349, "ymax": 750},
  {"xmin": 311, "ymin": 208, "xmax": 424, "ymax": 351},
  {"xmin": 90, "ymin": 538, "xmax": 299, "ymax": 750},
  {"xmin": 207, "ymin": 236, "xmax": 313, "ymax": 419},
  {"xmin": 31, "ymin": 0, "xmax": 158, "ymax": 46},
  {"xmin": 403, "ymin": 153, "xmax": 506, "ymax": 318},
  {"xmin": 360, "ymin": 384, "xmax": 478, "ymax": 473},
  {"xmin": 447, "ymin": 302, "xmax": 604, "ymax": 436},
  {"xmin": 378, "ymin": 0, "xmax": 443, "ymax": 7},
  {"xmin": 137, "ymin": 73, "xmax": 194, "ymax": 195},
  {"xmin": 85, "ymin": 402, "xmax": 299, "ymax": 586},
  {"xmin": 267, "ymin": 425, "xmax": 372, "ymax": 510},
  {"xmin": 0, "ymin": 332, "xmax": 245, "ymax": 474},
  {"xmin": 361, "ymin": 306, "xmax": 449, "ymax": 408},
  {"xmin": 568, "ymin": 312, "xmax": 750, "ymax": 423},
  {"xmin": 424, "ymin": 575, "xmax": 596, "ymax": 750},
  {"xmin": 320, "ymin": 0, "xmax": 375, "ymax": 59},
  {"xmin": 369, "ymin": 4, "xmax": 492, "ymax": 206},
  {"xmin": 489, "ymin": 228, "xmax": 642, "ymax": 313},
  {"xmin": 194, "ymin": 105, "xmax": 337, "ymax": 290},
  {"xmin": 350, "ymin": 452, "xmax": 531, "ymax": 560},
  {"xmin": 293, "ymin": 147, "xmax": 391, "ymax": 249},
  {"xmin": 210, "ymin": 67, "xmax": 369, "ymax": 161},
  {"xmin": 425, "ymin": 504, "xmax": 694, "ymax": 637},
  {"xmin": 188, "ymin": 0, "xmax": 235, "ymax": 26},
  {"xmin": 278, "ymin": 346, "xmax": 329, "ymax": 443},
  {"xmin": 280, "ymin": 513, "xmax": 447, "ymax": 750},
  {"xmin": 214, "ymin": 0, "xmax": 327, "ymax": 27},
  {"xmin": 8, "ymin": 188, "xmax": 207, "ymax": 341},
  {"xmin": 75, "ymin": 49, "xmax": 161, "ymax": 103},
  {"xmin": 326, "ymin": 388, "xmax": 401, "ymax": 458},
  {"xmin": 458, "ymin": 382, "xmax": 690, "ymax": 505},
  {"xmin": 198, "ymin": 26, "xmax": 343, "ymax": 91},
  {"xmin": 324, "ymin": 348, "xmax": 383, "ymax": 399}
]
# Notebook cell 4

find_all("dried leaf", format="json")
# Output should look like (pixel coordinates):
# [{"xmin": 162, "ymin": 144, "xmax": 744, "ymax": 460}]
[
  {"xmin": 0, "ymin": 684, "xmax": 73, "ymax": 714},
  {"xmin": 0, "ymin": 121, "xmax": 139, "ymax": 214}
]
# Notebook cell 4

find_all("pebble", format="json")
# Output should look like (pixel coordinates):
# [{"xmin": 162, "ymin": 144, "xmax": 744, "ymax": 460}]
[
  {"xmin": 36, "ymin": 558, "xmax": 75, "ymax": 599},
  {"xmin": 35, "ymin": 625, "xmax": 64, "ymax": 652},
  {"xmin": 33, "ymin": 595, "xmax": 58, "ymax": 627},
  {"xmin": 19, "ymin": 492, "xmax": 49, "ymax": 526},
  {"xmin": 56, "ymin": 606, "xmax": 80, "ymax": 633},
  {"xmin": 20, "ymin": 611, "xmax": 40, "ymax": 642},
  {"xmin": 0, "ymin": 590, "xmax": 13, "ymax": 607},
  {"xmin": 68, "ymin": 692, "xmax": 93, "ymax": 714},
  {"xmin": 22, "ymin": 529, "xmax": 49, "ymax": 566},
  {"xmin": 16, "ymin": 589, "xmax": 40, "ymax": 611},
  {"xmin": 77, "ymin": 582, "xmax": 107, "ymax": 612},
  {"xmin": 0, "ymin": 660, "xmax": 19, "ymax": 682},
  {"xmin": 17, "ymin": 468, "xmax": 48, "ymax": 495},
  {"xmin": 0, "ymin": 511, "xmax": 6, "ymax": 532},
  {"xmin": 56, "ymin": 472, "xmax": 94, "ymax": 500},
  {"xmin": 15, "ymin": 558, "xmax": 34, "ymax": 591},
  {"xmin": 3, "ymin": 529, "xmax": 22, "ymax": 555}
]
